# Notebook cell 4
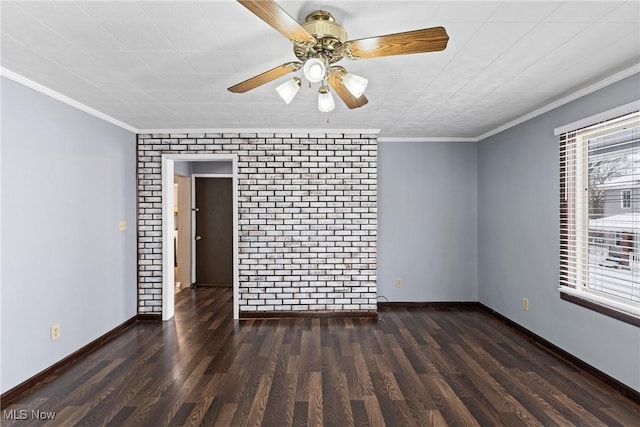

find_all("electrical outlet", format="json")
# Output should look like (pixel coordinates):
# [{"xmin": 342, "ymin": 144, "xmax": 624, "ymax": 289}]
[
  {"xmin": 522, "ymin": 298, "xmax": 529, "ymax": 311},
  {"xmin": 119, "ymin": 220, "xmax": 127, "ymax": 231},
  {"xmin": 396, "ymin": 278, "xmax": 403, "ymax": 288},
  {"xmin": 51, "ymin": 324, "xmax": 60, "ymax": 341}
]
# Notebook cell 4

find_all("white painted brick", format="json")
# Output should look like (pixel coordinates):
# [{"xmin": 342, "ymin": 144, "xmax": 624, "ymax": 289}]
[{"xmin": 136, "ymin": 132, "xmax": 377, "ymax": 314}]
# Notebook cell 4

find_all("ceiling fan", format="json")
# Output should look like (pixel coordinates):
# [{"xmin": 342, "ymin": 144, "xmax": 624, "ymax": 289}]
[{"xmin": 227, "ymin": 0, "xmax": 449, "ymax": 112}]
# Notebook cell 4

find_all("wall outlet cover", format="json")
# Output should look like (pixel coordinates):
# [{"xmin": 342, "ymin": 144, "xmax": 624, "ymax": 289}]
[{"xmin": 50, "ymin": 324, "xmax": 60, "ymax": 341}]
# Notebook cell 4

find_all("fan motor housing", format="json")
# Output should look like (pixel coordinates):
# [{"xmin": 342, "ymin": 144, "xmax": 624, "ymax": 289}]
[{"xmin": 294, "ymin": 10, "xmax": 347, "ymax": 63}]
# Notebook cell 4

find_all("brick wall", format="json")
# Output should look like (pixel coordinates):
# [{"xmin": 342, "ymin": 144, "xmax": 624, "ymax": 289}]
[{"xmin": 137, "ymin": 132, "xmax": 378, "ymax": 315}]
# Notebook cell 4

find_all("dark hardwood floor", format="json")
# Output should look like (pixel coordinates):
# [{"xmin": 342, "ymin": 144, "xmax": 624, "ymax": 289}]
[{"xmin": 3, "ymin": 287, "xmax": 639, "ymax": 426}]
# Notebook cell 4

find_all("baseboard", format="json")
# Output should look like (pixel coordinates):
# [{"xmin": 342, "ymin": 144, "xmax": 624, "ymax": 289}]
[
  {"xmin": 478, "ymin": 303, "xmax": 640, "ymax": 404},
  {"xmin": 137, "ymin": 313, "xmax": 162, "ymax": 321},
  {"xmin": 378, "ymin": 301, "xmax": 480, "ymax": 309},
  {"xmin": 0, "ymin": 316, "xmax": 137, "ymax": 407},
  {"xmin": 239, "ymin": 310, "xmax": 377, "ymax": 320}
]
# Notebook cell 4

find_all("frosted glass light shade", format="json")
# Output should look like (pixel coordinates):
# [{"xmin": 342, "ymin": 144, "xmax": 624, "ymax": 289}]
[
  {"xmin": 303, "ymin": 58, "xmax": 326, "ymax": 83},
  {"xmin": 318, "ymin": 86, "xmax": 335, "ymax": 112},
  {"xmin": 342, "ymin": 73, "xmax": 368, "ymax": 98},
  {"xmin": 276, "ymin": 77, "xmax": 301, "ymax": 104}
]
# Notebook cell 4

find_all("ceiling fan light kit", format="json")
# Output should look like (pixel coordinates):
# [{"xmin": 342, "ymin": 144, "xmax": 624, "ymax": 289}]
[
  {"xmin": 318, "ymin": 85, "xmax": 336, "ymax": 113},
  {"xmin": 276, "ymin": 77, "xmax": 301, "ymax": 104},
  {"xmin": 229, "ymin": 0, "xmax": 449, "ymax": 112},
  {"xmin": 341, "ymin": 73, "xmax": 368, "ymax": 98},
  {"xmin": 302, "ymin": 58, "xmax": 327, "ymax": 83}
]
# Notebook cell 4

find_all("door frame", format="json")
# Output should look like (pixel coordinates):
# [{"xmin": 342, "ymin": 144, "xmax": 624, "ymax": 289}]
[
  {"xmin": 191, "ymin": 173, "xmax": 234, "ymax": 286},
  {"xmin": 161, "ymin": 154, "xmax": 239, "ymax": 320}
]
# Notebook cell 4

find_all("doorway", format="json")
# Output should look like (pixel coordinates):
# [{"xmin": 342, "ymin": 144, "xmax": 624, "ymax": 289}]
[
  {"xmin": 161, "ymin": 154, "xmax": 239, "ymax": 321},
  {"xmin": 193, "ymin": 176, "xmax": 233, "ymax": 287}
]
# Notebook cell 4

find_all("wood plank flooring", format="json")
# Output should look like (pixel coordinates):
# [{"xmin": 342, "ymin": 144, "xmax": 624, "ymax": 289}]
[{"xmin": 2, "ymin": 287, "xmax": 639, "ymax": 426}]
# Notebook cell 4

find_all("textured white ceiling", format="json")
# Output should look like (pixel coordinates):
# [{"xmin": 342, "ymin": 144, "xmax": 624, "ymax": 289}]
[{"xmin": 1, "ymin": 1, "xmax": 639, "ymax": 138}]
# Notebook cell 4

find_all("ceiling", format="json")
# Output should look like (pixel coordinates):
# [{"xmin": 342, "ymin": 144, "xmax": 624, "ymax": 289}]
[{"xmin": 1, "ymin": 1, "xmax": 639, "ymax": 139}]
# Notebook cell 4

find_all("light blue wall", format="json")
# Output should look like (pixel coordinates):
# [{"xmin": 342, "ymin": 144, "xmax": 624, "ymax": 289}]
[
  {"xmin": 478, "ymin": 73, "xmax": 640, "ymax": 391},
  {"xmin": 174, "ymin": 160, "xmax": 192, "ymax": 176},
  {"xmin": 378, "ymin": 141, "xmax": 478, "ymax": 302},
  {"xmin": 0, "ymin": 78, "xmax": 137, "ymax": 393},
  {"xmin": 192, "ymin": 160, "xmax": 233, "ymax": 175},
  {"xmin": 174, "ymin": 161, "xmax": 232, "ymax": 177}
]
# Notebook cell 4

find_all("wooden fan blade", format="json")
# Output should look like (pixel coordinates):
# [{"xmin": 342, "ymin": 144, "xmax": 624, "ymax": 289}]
[
  {"xmin": 228, "ymin": 62, "xmax": 301, "ymax": 93},
  {"xmin": 238, "ymin": 0, "xmax": 316, "ymax": 44},
  {"xmin": 328, "ymin": 69, "xmax": 368, "ymax": 109},
  {"xmin": 344, "ymin": 27, "xmax": 449, "ymax": 59}
]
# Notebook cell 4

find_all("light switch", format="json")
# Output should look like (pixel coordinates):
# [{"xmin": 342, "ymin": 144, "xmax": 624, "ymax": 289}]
[{"xmin": 119, "ymin": 220, "xmax": 127, "ymax": 231}]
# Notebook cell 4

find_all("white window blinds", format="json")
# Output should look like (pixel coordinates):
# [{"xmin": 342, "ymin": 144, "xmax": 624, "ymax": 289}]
[{"xmin": 559, "ymin": 107, "xmax": 640, "ymax": 316}]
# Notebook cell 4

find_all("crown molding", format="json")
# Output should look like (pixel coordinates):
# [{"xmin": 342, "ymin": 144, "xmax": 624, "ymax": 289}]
[
  {"xmin": 0, "ymin": 67, "xmax": 137, "ymax": 133},
  {"xmin": 553, "ymin": 100, "xmax": 640, "ymax": 136},
  {"xmin": 137, "ymin": 128, "xmax": 380, "ymax": 136},
  {"xmin": 3, "ymin": 63, "xmax": 638, "ymax": 142},
  {"xmin": 377, "ymin": 137, "xmax": 477, "ymax": 143},
  {"xmin": 475, "ymin": 64, "xmax": 640, "ymax": 142}
]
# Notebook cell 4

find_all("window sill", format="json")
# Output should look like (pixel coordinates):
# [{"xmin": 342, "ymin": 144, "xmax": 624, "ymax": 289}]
[{"xmin": 559, "ymin": 287, "xmax": 640, "ymax": 327}]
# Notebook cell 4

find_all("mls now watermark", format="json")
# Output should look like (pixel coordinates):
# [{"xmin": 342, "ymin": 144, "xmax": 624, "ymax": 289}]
[{"xmin": 3, "ymin": 409, "xmax": 57, "ymax": 421}]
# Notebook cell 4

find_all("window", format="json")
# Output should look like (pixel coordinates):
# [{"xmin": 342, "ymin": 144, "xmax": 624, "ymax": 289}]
[
  {"xmin": 558, "ymin": 104, "xmax": 640, "ymax": 325},
  {"xmin": 621, "ymin": 190, "xmax": 631, "ymax": 209}
]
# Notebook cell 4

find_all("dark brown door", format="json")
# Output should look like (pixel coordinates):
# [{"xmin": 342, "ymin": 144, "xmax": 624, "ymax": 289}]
[{"xmin": 195, "ymin": 177, "xmax": 233, "ymax": 286}]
